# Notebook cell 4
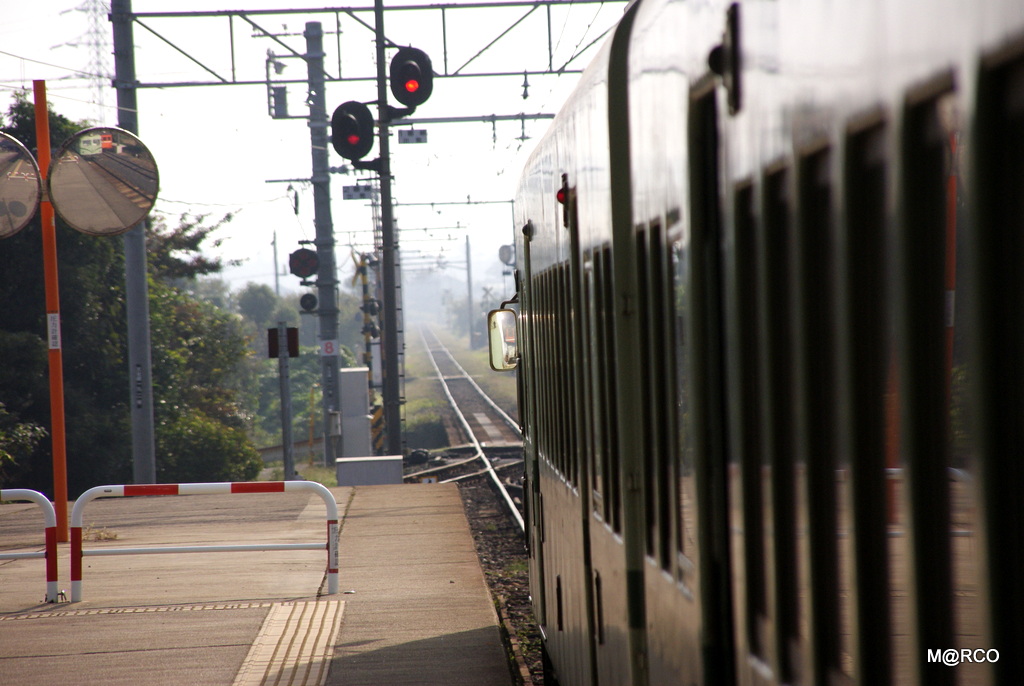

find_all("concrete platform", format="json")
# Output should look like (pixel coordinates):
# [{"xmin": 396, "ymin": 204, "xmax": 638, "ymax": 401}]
[{"xmin": 0, "ymin": 483, "xmax": 512, "ymax": 685}]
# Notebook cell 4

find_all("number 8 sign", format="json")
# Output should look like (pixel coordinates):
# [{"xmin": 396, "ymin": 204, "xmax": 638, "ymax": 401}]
[{"xmin": 321, "ymin": 340, "xmax": 339, "ymax": 357}]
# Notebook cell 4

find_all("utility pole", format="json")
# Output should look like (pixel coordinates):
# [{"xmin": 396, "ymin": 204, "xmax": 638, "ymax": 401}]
[
  {"xmin": 304, "ymin": 21, "xmax": 342, "ymax": 468},
  {"xmin": 374, "ymin": 0, "xmax": 403, "ymax": 457},
  {"xmin": 111, "ymin": 0, "xmax": 157, "ymax": 484},
  {"xmin": 466, "ymin": 235, "xmax": 474, "ymax": 349},
  {"xmin": 108, "ymin": 3, "xmax": 624, "ymax": 465},
  {"xmin": 276, "ymin": 323, "xmax": 297, "ymax": 480},
  {"xmin": 272, "ymin": 231, "xmax": 280, "ymax": 297}
]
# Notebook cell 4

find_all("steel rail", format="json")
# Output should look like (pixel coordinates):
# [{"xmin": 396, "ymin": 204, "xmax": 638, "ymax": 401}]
[
  {"xmin": 405, "ymin": 453, "xmax": 482, "ymax": 480},
  {"xmin": 427, "ymin": 334, "xmax": 522, "ymax": 437},
  {"xmin": 417, "ymin": 327, "xmax": 525, "ymax": 534}
]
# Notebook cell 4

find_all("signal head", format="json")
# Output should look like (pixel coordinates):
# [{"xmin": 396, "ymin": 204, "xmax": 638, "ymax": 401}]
[
  {"xmin": 331, "ymin": 101, "xmax": 375, "ymax": 160},
  {"xmin": 390, "ymin": 47, "xmax": 433, "ymax": 107}
]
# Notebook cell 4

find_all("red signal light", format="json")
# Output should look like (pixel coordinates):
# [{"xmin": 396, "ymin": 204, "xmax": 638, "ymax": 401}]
[
  {"xmin": 556, "ymin": 188, "xmax": 566, "ymax": 204},
  {"xmin": 331, "ymin": 101, "xmax": 374, "ymax": 160},
  {"xmin": 390, "ymin": 47, "xmax": 432, "ymax": 107}
]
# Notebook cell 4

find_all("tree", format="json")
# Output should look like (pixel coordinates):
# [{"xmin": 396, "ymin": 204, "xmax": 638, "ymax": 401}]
[
  {"xmin": 0, "ymin": 401, "xmax": 47, "ymax": 486},
  {"xmin": 145, "ymin": 253, "xmax": 263, "ymax": 484},
  {"xmin": 0, "ymin": 94, "xmax": 264, "ymax": 493},
  {"xmin": 157, "ymin": 409, "xmax": 260, "ymax": 483},
  {"xmin": 0, "ymin": 92, "xmax": 132, "ymax": 495},
  {"xmin": 237, "ymin": 283, "xmax": 282, "ymax": 331},
  {"xmin": 147, "ymin": 212, "xmax": 241, "ymax": 284}
]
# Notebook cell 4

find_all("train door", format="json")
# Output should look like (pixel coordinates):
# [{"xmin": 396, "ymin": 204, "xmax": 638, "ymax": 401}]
[{"xmin": 687, "ymin": 81, "xmax": 736, "ymax": 686}]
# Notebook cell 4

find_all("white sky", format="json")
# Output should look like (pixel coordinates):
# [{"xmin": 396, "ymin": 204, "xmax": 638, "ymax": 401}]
[{"xmin": 1, "ymin": 0, "xmax": 625, "ymax": 300}]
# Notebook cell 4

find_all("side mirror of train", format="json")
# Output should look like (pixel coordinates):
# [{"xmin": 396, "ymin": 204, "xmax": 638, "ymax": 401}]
[{"xmin": 487, "ymin": 308, "xmax": 519, "ymax": 371}]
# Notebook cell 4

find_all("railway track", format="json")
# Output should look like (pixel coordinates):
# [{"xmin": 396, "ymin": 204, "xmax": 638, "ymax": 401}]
[
  {"xmin": 407, "ymin": 327, "xmax": 525, "ymax": 534},
  {"xmin": 87, "ymin": 153, "xmax": 158, "ymax": 204}
]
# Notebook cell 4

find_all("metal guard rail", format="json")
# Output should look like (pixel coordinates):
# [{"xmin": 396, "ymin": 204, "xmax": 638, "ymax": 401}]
[
  {"xmin": 70, "ymin": 481, "xmax": 339, "ymax": 602},
  {"xmin": 0, "ymin": 489, "xmax": 59, "ymax": 602}
]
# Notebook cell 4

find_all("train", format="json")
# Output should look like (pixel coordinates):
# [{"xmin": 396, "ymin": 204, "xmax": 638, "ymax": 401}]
[
  {"xmin": 77, "ymin": 132, "xmax": 103, "ymax": 156},
  {"xmin": 487, "ymin": 0, "xmax": 1024, "ymax": 685}
]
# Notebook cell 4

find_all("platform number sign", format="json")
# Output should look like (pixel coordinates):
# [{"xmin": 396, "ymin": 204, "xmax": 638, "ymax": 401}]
[{"xmin": 321, "ymin": 339, "xmax": 340, "ymax": 357}]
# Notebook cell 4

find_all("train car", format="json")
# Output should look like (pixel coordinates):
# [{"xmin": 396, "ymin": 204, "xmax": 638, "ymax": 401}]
[
  {"xmin": 489, "ymin": 1, "xmax": 1024, "ymax": 685},
  {"xmin": 77, "ymin": 133, "xmax": 103, "ymax": 156}
]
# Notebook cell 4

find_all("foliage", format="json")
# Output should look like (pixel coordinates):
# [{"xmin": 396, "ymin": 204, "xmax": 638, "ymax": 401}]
[
  {"xmin": 147, "ymin": 212, "xmax": 242, "ymax": 283},
  {"xmin": 0, "ymin": 93, "xmax": 383, "ymax": 490},
  {"xmin": 0, "ymin": 93, "xmax": 132, "ymax": 494},
  {"xmin": 192, "ymin": 278, "xmax": 362, "ymax": 451},
  {"xmin": 404, "ymin": 398, "xmax": 448, "ymax": 449},
  {"xmin": 237, "ymin": 283, "xmax": 282, "ymax": 330},
  {"xmin": 148, "ymin": 280, "xmax": 252, "ymax": 429},
  {"xmin": 0, "ymin": 92, "xmax": 264, "ymax": 493},
  {"xmin": 156, "ymin": 408, "xmax": 261, "ymax": 483},
  {"xmin": 143, "ymin": 259, "xmax": 272, "ymax": 483},
  {"xmin": 0, "ymin": 401, "xmax": 47, "ymax": 486}
]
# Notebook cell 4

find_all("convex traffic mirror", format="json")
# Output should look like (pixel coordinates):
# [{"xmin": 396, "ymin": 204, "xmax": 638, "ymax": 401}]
[
  {"xmin": 0, "ymin": 132, "xmax": 42, "ymax": 239},
  {"xmin": 48, "ymin": 127, "xmax": 159, "ymax": 236}
]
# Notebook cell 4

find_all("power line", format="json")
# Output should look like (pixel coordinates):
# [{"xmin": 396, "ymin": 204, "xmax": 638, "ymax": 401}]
[{"xmin": 0, "ymin": 48, "xmax": 105, "ymax": 80}]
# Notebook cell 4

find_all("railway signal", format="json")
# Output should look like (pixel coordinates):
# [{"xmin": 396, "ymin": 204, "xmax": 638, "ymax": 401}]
[
  {"xmin": 289, "ymin": 247, "xmax": 319, "ymax": 278},
  {"xmin": 330, "ymin": 101, "xmax": 375, "ymax": 160},
  {"xmin": 389, "ymin": 47, "xmax": 433, "ymax": 108}
]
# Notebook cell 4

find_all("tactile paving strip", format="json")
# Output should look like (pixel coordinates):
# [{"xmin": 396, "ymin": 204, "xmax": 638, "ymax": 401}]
[
  {"xmin": 233, "ymin": 600, "xmax": 345, "ymax": 686},
  {"xmin": 0, "ymin": 602, "xmax": 275, "ymax": 621}
]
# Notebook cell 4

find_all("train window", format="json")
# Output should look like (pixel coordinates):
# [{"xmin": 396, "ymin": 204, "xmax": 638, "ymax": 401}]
[
  {"xmin": 730, "ymin": 180, "xmax": 768, "ymax": 658},
  {"xmin": 653, "ymin": 220, "xmax": 678, "ymax": 572},
  {"xmin": 973, "ymin": 47, "xmax": 1024, "ymax": 686},
  {"xmin": 638, "ymin": 225, "xmax": 656, "ymax": 558},
  {"xmin": 840, "ymin": 117, "xmax": 892, "ymax": 684},
  {"xmin": 562, "ymin": 262, "xmax": 580, "ymax": 488},
  {"xmin": 535, "ymin": 269, "xmax": 556, "ymax": 472},
  {"xmin": 583, "ymin": 244, "xmax": 621, "ymax": 526},
  {"xmin": 936, "ymin": 84, "xmax": 978, "ymax": 686},
  {"xmin": 794, "ymin": 144, "xmax": 846, "ymax": 684},
  {"xmin": 556, "ymin": 575, "xmax": 564, "ymax": 631},
  {"xmin": 637, "ymin": 218, "xmax": 676, "ymax": 569},
  {"xmin": 545, "ymin": 262, "xmax": 571, "ymax": 484},
  {"xmin": 759, "ymin": 164, "xmax": 800, "ymax": 680},
  {"xmin": 536, "ymin": 262, "xmax": 577, "ymax": 483},
  {"xmin": 597, "ymin": 246, "xmax": 622, "ymax": 532},
  {"xmin": 583, "ymin": 252, "xmax": 604, "ymax": 512},
  {"xmin": 671, "ymin": 233, "xmax": 696, "ymax": 568},
  {"xmin": 561, "ymin": 263, "xmax": 576, "ymax": 485},
  {"xmin": 897, "ymin": 80, "xmax": 960, "ymax": 685}
]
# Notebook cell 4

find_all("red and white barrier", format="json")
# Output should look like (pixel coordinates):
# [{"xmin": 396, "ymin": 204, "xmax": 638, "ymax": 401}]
[
  {"xmin": 70, "ymin": 481, "xmax": 339, "ymax": 602},
  {"xmin": 0, "ymin": 488, "xmax": 59, "ymax": 602}
]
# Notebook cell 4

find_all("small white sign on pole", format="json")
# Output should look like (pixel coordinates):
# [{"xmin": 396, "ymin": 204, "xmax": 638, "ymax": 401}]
[{"xmin": 320, "ymin": 340, "xmax": 340, "ymax": 357}]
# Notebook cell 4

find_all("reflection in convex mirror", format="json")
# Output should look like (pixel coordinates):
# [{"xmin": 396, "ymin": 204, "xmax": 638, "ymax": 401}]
[
  {"xmin": 0, "ymin": 132, "xmax": 42, "ymax": 239},
  {"xmin": 48, "ymin": 127, "xmax": 159, "ymax": 236}
]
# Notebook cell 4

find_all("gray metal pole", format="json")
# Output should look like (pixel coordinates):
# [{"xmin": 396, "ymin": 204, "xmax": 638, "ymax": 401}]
[
  {"xmin": 374, "ymin": 0, "xmax": 403, "ymax": 456},
  {"xmin": 304, "ymin": 22, "xmax": 342, "ymax": 468},
  {"xmin": 111, "ymin": 0, "xmax": 156, "ymax": 484},
  {"xmin": 466, "ymin": 235, "xmax": 474, "ymax": 349},
  {"xmin": 277, "ymin": 323, "xmax": 296, "ymax": 480},
  {"xmin": 272, "ymin": 231, "xmax": 280, "ymax": 297}
]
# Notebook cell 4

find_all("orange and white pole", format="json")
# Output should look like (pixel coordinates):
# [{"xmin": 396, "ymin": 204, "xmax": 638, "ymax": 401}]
[{"xmin": 33, "ymin": 80, "xmax": 69, "ymax": 542}]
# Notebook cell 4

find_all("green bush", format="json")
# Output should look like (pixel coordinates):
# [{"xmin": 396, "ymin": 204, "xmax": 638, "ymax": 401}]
[{"xmin": 157, "ymin": 409, "xmax": 262, "ymax": 483}]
